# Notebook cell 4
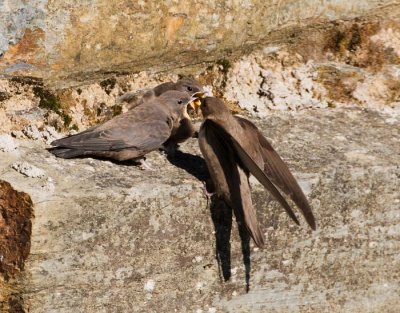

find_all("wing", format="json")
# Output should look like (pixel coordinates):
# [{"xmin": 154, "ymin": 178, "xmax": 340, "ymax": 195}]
[
  {"xmin": 236, "ymin": 117, "xmax": 316, "ymax": 230},
  {"xmin": 204, "ymin": 119, "xmax": 301, "ymax": 227},
  {"xmin": 116, "ymin": 88, "xmax": 151, "ymax": 104},
  {"xmin": 199, "ymin": 120, "xmax": 265, "ymax": 247},
  {"xmin": 51, "ymin": 106, "xmax": 173, "ymax": 153}
]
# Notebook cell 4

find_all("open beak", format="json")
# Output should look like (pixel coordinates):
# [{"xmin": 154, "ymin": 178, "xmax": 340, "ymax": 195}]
[{"xmin": 189, "ymin": 92, "xmax": 205, "ymax": 113}]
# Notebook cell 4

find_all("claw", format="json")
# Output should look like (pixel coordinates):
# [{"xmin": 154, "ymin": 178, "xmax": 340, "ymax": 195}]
[
  {"xmin": 202, "ymin": 181, "xmax": 215, "ymax": 200},
  {"xmin": 138, "ymin": 158, "xmax": 155, "ymax": 171}
]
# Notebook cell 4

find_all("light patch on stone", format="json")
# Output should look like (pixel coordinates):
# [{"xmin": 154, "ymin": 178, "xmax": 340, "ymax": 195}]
[
  {"xmin": 12, "ymin": 161, "xmax": 46, "ymax": 178},
  {"xmin": 345, "ymin": 150, "xmax": 377, "ymax": 165},
  {"xmin": 0, "ymin": 134, "xmax": 18, "ymax": 152},
  {"xmin": 144, "ymin": 279, "xmax": 155, "ymax": 292},
  {"xmin": 196, "ymin": 281, "xmax": 206, "ymax": 291},
  {"xmin": 149, "ymin": 214, "xmax": 161, "ymax": 233},
  {"xmin": 371, "ymin": 27, "xmax": 400, "ymax": 56},
  {"xmin": 124, "ymin": 183, "xmax": 172, "ymax": 202},
  {"xmin": 193, "ymin": 255, "xmax": 203, "ymax": 263},
  {"xmin": 296, "ymin": 174, "xmax": 319, "ymax": 196},
  {"xmin": 41, "ymin": 177, "xmax": 55, "ymax": 192},
  {"xmin": 352, "ymin": 73, "xmax": 394, "ymax": 108},
  {"xmin": 224, "ymin": 53, "xmax": 328, "ymax": 117},
  {"xmin": 350, "ymin": 209, "xmax": 363, "ymax": 219}
]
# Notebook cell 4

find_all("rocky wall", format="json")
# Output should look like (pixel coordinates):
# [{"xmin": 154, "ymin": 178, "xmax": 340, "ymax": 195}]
[
  {"xmin": 0, "ymin": 0, "xmax": 399, "ymax": 88},
  {"xmin": 1, "ymin": 1, "xmax": 400, "ymax": 312}
]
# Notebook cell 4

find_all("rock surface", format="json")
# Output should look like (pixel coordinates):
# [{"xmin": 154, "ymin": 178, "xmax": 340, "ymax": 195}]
[
  {"xmin": 1, "ymin": 1, "xmax": 400, "ymax": 312},
  {"xmin": 1, "ymin": 17, "xmax": 400, "ymax": 136},
  {"xmin": 0, "ymin": 0, "xmax": 399, "ymax": 87},
  {"xmin": 0, "ymin": 180, "xmax": 34, "ymax": 312},
  {"xmin": 0, "ymin": 107, "xmax": 399, "ymax": 312}
]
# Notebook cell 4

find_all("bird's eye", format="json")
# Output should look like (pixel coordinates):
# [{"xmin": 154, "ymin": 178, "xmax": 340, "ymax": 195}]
[
  {"xmin": 178, "ymin": 100, "xmax": 183, "ymax": 104},
  {"xmin": 187, "ymin": 86, "xmax": 193, "ymax": 91}
]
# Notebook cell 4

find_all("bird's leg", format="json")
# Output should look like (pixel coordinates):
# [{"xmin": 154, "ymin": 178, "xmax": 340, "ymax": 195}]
[{"xmin": 202, "ymin": 181, "xmax": 216, "ymax": 200}]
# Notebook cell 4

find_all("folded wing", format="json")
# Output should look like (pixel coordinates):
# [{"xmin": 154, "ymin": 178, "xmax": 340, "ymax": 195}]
[
  {"xmin": 236, "ymin": 117, "xmax": 316, "ymax": 230},
  {"xmin": 200, "ymin": 120, "xmax": 265, "ymax": 247},
  {"xmin": 203, "ymin": 119, "xmax": 300, "ymax": 227}
]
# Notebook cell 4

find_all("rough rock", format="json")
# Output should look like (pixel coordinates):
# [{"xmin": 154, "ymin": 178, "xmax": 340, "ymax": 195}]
[
  {"xmin": 0, "ymin": 1, "xmax": 399, "ymax": 87},
  {"xmin": 0, "ymin": 134, "xmax": 18, "ymax": 152},
  {"xmin": 0, "ymin": 107, "xmax": 399, "ymax": 312},
  {"xmin": 1, "ymin": 19, "xmax": 399, "ymax": 135},
  {"xmin": 11, "ymin": 161, "xmax": 46, "ymax": 178},
  {"xmin": 0, "ymin": 180, "xmax": 34, "ymax": 312},
  {"xmin": 0, "ymin": 181, "xmax": 33, "ymax": 277}
]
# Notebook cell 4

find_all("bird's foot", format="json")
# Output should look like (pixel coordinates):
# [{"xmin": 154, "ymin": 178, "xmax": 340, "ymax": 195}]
[
  {"xmin": 202, "ymin": 182, "xmax": 215, "ymax": 200},
  {"xmin": 138, "ymin": 158, "xmax": 155, "ymax": 171},
  {"xmin": 160, "ymin": 143, "xmax": 179, "ymax": 158}
]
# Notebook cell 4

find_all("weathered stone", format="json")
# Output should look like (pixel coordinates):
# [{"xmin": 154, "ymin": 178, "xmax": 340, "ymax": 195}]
[
  {"xmin": 0, "ymin": 1, "xmax": 399, "ymax": 88},
  {"xmin": 0, "ymin": 2, "xmax": 400, "ymax": 312},
  {"xmin": 0, "ymin": 134, "xmax": 18, "ymax": 152},
  {"xmin": 0, "ymin": 180, "xmax": 34, "ymax": 312},
  {"xmin": 11, "ymin": 162, "xmax": 46, "ymax": 178},
  {"xmin": 1, "ymin": 18, "xmax": 399, "ymax": 135},
  {"xmin": 0, "ymin": 107, "xmax": 399, "ymax": 312},
  {"xmin": 0, "ymin": 180, "xmax": 33, "ymax": 277}
]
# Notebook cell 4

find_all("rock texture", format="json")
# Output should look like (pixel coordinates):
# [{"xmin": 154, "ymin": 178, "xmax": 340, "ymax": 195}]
[
  {"xmin": 0, "ymin": 180, "xmax": 33, "ymax": 278},
  {"xmin": 1, "ymin": 1, "xmax": 400, "ymax": 312},
  {"xmin": 0, "ymin": 0, "xmax": 399, "ymax": 87},
  {"xmin": 0, "ymin": 180, "xmax": 34, "ymax": 312},
  {"xmin": 1, "ymin": 17, "xmax": 400, "ymax": 136},
  {"xmin": 0, "ymin": 107, "xmax": 399, "ymax": 312}
]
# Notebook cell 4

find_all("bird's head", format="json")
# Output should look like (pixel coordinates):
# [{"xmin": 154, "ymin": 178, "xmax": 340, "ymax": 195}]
[
  {"xmin": 160, "ymin": 90, "xmax": 200, "ymax": 112},
  {"xmin": 174, "ymin": 79, "xmax": 205, "ymax": 112},
  {"xmin": 199, "ymin": 97, "xmax": 230, "ymax": 118}
]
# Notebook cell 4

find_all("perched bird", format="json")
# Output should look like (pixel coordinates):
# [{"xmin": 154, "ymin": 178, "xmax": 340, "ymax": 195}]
[
  {"xmin": 117, "ymin": 78, "xmax": 205, "ymax": 152},
  {"xmin": 198, "ymin": 97, "xmax": 316, "ymax": 247},
  {"xmin": 116, "ymin": 78, "xmax": 204, "ymax": 109},
  {"xmin": 48, "ymin": 91, "xmax": 200, "ymax": 168}
]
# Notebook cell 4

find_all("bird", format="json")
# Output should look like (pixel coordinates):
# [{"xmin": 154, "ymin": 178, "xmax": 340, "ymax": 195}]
[
  {"xmin": 198, "ymin": 97, "xmax": 316, "ymax": 247},
  {"xmin": 48, "ymin": 91, "xmax": 200, "ymax": 169},
  {"xmin": 116, "ymin": 78, "xmax": 204, "ymax": 109},
  {"xmin": 117, "ymin": 78, "xmax": 205, "ymax": 153}
]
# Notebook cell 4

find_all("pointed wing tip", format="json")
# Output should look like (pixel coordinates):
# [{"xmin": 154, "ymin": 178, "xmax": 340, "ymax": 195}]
[
  {"xmin": 305, "ymin": 211, "xmax": 316, "ymax": 231},
  {"xmin": 286, "ymin": 207, "xmax": 300, "ymax": 226},
  {"xmin": 49, "ymin": 140, "xmax": 57, "ymax": 146},
  {"xmin": 254, "ymin": 238, "xmax": 265, "ymax": 248},
  {"xmin": 309, "ymin": 219, "xmax": 317, "ymax": 231}
]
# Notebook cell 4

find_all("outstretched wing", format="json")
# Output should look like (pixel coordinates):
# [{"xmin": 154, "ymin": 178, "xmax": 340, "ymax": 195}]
[{"xmin": 236, "ymin": 117, "xmax": 316, "ymax": 230}]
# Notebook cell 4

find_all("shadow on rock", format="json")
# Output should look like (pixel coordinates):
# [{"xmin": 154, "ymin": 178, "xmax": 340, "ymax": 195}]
[
  {"xmin": 166, "ymin": 150, "xmax": 209, "ymax": 182},
  {"xmin": 167, "ymin": 150, "xmax": 252, "ymax": 289},
  {"xmin": 209, "ymin": 195, "xmax": 252, "ymax": 291},
  {"xmin": 209, "ymin": 197, "xmax": 232, "ymax": 281}
]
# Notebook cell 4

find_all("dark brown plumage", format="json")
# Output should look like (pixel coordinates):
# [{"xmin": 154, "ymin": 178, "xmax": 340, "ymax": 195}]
[
  {"xmin": 48, "ymin": 91, "xmax": 197, "ymax": 162},
  {"xmin": 198, "ymin": 97, "xmax": 316, "ymax": 247}
]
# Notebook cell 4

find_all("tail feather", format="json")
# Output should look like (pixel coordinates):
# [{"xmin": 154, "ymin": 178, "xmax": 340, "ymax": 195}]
[{"xmin": 47, "ymin": 147, "xmax": 85, "ymax": 159}]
